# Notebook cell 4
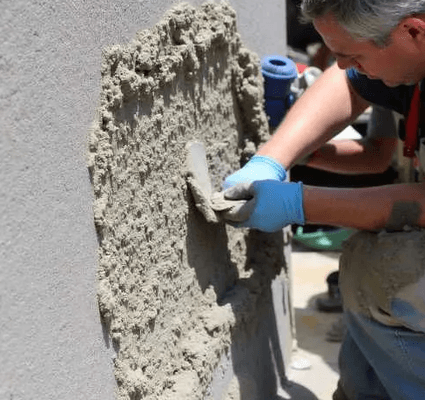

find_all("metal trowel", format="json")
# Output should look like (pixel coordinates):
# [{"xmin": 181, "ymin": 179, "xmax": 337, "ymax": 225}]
[{"xmin": 185, "ymin": 141, "xmax": 248, "ymax": 223}]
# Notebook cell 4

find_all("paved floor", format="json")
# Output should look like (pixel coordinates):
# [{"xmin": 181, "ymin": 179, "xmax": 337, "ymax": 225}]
[{"xmin": 281, "ymin": 241, "xmax": 343, "ymax": 400}]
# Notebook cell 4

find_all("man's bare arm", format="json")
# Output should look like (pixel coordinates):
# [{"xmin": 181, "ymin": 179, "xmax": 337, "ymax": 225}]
[
  {"xmin": 257, "ymin": 63, "xmax": 370, "ymax": 168},
  {"xmin": 303, "ymin": 183, "xmax": 425, "ymax": 230},
  {"xmin": 306, "ymin": 137, "xmax": 398, "ymax": 174}
]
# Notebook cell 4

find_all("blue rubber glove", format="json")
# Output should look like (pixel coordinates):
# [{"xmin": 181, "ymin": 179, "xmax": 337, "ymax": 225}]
[
  {"xmin": 222, "ymin": 180, "xmax": 305, "ymax": 232},
  {"xmin": 222, "ymin": 155, "xmax": 287, "ymax": 190}
]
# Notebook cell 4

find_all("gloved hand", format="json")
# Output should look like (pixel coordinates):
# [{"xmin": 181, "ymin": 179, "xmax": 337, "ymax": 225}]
[
  {"xmin": 222, "ymin": 155, "xmax": 287, "ymax": 190},
  {"xmin": 222, "ymin": 180, "xmax": 305, "ymax": 232}
]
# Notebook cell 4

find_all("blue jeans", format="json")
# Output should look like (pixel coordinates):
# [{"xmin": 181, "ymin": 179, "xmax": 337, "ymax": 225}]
[{"xmin": 338, "ymin": 311, "xmax": 425, "ymax": 400}]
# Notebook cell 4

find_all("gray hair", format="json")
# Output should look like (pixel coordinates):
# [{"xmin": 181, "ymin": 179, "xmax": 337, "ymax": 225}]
[{"xmin": 301, "ymin": 0, "xmax": 425, "ymax": 46}]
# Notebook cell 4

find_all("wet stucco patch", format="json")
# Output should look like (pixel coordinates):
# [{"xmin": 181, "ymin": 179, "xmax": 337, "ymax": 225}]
[{"xmin": 87, "ymin": 2, "xmax": 287, "ymax": 399}]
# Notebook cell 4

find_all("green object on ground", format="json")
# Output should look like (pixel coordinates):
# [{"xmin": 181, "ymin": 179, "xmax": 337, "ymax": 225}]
[{"xmin": 293, "ymin": 226, "xmax": 355, "ymax": 251}]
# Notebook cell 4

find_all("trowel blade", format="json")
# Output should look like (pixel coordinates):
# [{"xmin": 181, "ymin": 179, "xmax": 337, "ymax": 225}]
[
  {"xmin": 185, "ymin": 142, "xmax": 219, "ymax": 223},
  {"xmin": 186, "ymin": 141, "xmax": 213, "ymax": 197},
  {"xmin": 185, "ymin": 141, "xmax": 249, "ymax": 224}
]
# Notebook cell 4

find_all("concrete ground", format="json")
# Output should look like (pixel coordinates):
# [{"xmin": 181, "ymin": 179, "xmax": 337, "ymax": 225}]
[{"xmin": 281, "ymin": 241, "xmax": 343, "ymax": 400}]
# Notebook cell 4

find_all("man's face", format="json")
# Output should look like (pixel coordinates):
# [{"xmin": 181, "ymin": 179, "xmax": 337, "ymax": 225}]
[{"xmin": 314, "ymin": 12, "xmax": 425, "ymax": 87}]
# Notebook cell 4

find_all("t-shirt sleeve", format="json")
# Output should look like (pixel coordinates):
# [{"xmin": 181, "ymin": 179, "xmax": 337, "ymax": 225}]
[{"xmin": 346, "ymin": 68, "xmax": 411, "ymax": 116}]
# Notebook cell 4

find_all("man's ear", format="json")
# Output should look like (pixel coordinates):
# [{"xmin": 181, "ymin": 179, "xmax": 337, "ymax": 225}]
[{"xmin": 399, "ymin": 17, "xmax": 425, "ymax": 42}]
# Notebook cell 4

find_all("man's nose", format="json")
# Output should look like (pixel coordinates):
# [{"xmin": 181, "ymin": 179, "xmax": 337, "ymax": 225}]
[
  {"xmin": 336, "ymin": 57, "xmax": 362, "ymax": 71},
  {"xmin": 336, "ymin": 57, "xmax": 352, "ymax": 70}
]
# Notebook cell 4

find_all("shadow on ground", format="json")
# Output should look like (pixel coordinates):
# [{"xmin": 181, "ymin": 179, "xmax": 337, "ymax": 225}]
[
  {"xmin": 279, "ymin": 381, "xmax": 321, "ymax": 399},
  {"xmin": 294, "ymin": 292, "xmax": 342, "ymax": 374}
]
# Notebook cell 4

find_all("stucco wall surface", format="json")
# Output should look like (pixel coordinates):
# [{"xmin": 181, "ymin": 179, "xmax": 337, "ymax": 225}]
[
  {"xmin": 0, "ymin": 0, "xmax": 287, "ymax": 399},
  {"xmin": 89, "ymin": 3, "xmax": 289, "ymax": 399}
]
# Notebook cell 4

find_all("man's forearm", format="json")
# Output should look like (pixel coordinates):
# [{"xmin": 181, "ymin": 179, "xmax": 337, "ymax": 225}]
[
  {"xmin": 306, "ymin": 138, "xmax": 398, "ymax": 174},
  {"xmin": 257, "ymin": 63, "xmax": 370, "ymax": 169},
  {"xmin": 303, "ymin": 183, "xmax": 425, "ymax": 230}
]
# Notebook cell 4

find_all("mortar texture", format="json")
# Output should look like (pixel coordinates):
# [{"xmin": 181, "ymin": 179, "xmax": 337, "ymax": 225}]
[
  {"xmin": 88, "ymin": 2, "xmax": 287, "ymax": 399},
  {"xmin": 340, "ymin": 229, "xmax": 425, "ymax": 328}
]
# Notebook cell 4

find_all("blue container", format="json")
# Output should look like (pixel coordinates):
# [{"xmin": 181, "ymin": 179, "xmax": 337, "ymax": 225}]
[{"xmin": 261, "ymin": 55, "xmax": 297, "ymax": 127}]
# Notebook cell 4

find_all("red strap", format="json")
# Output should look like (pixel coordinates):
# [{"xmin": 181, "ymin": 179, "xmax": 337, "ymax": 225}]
[{"xmin": 404, "ymin": 83, "xmax": 421, "ymax": 158}]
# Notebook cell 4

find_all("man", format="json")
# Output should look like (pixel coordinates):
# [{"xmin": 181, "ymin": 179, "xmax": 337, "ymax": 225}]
[
  {"xmin": 222, "ymin": 1, "xmax": 425, "ymax": 399},
  {"xmin": 295, "ymin": 106, "xmax": 398, "ymax": 178}
]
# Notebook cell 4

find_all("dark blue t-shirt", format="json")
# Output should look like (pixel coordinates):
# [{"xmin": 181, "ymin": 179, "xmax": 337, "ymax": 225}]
[
  {"xmin": 346, "ymin": 68, "xmax": 418, "ymax": 117},
  {"xmin": 347, "ymin": 68, "xmax": 425, "ymax": 167}
]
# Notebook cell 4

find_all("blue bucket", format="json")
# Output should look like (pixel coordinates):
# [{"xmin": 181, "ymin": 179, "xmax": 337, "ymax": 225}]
[{"xmin": 261, "ymin": 55, "xmax": 297, "ymax": 127}]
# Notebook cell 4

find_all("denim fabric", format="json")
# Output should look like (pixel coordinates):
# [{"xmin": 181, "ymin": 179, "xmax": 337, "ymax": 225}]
[{"xmin": 339, "ymin": 311, "xmax": 425, "ymax": 400}]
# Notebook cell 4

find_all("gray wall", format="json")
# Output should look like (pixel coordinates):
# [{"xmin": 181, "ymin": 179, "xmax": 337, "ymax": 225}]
[{"xmin": 0, "ymin": 1, "xmax": 287, "ymax": 398}]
